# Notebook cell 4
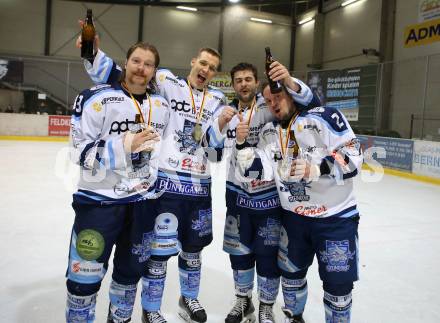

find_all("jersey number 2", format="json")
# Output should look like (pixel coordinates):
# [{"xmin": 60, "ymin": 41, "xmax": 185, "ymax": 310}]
[{"xmin": 331, "ymin": 113, "xmax": 345, "ymax": 129}]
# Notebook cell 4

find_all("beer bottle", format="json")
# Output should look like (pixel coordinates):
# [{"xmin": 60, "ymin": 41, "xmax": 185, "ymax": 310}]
[
  {"xmin": 81, "ymin": 9, "xmax": 95, "ymax": 60},
  {"xmin": 265, "ymin": 47, "xmax": 283, "ymax": 94}
]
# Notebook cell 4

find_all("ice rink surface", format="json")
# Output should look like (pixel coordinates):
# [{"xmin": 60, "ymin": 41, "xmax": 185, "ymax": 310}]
[{"xmin": 0, "ymin": 140, "xmax": 439, "ymax": 323}]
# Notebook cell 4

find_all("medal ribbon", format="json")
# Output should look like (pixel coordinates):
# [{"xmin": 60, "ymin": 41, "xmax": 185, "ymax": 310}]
[
  {"xmin": 187, "ymin": 79, "xmax": 207, "ymax": 125},
  {"xmin": 121, "ymin": 82, "xmax": 152, "ymax": 127},
  {"xmin": 279, "ymin": 111, "xmax": 299, "ymax": 159},
  {"xmin": 238, "ymin": 96, "xmax": 256, "ymax": 126}
]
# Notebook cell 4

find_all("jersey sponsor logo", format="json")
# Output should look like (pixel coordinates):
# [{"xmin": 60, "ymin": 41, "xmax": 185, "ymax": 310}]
[
  {"xmin": 170, "ymin": 99, "xmax": 191, "ymax": 112},
  {"xmin": 212, "ymin": 94, "xmax": 223, "ymax": 101},
  {"xmin": 298, "ymin": 123, "xmax": 321, "ymax": 134},
  {"xmin": 319, "ymin": 240, "xmax": 355, "ymax": 272},
  {"xmin": 150, "ymin": 121, "xmax": 166, "ymax": 131},
  {"xmin": 109, "ymin": 118, "xmax": 135, "ymax": 134},
  {"xmin": 280, "ymin": 181, "xmax": 311, "ymax": 202},
  {"xmin": 101, "ymin": 96, "xmax": 124, "ymax": 105},
  {"xmin": 76, "ymin": 229, "xmax": 105, "ymax": 261},
  {"xmin": 161, "ymin": 74, "xmax": 180, "ymax": 86},
  {"xmin": 242, "ymin": 179, "xmax": 276, "ymax": 192},
  {"xmin": 293, "ymin": 205, "xmax": 328, "ymax": 217},
  {"xmin": 71, "ymin": 260, "xmax": 104, "ymax": 276},
  {"xmin": 236, "ymin": 194, "xmax": 280, "ymax": 210},
  {"xmin": 180, "ymin": 252, "xmax": 201, "ymax": 267},
  {"xmin": 168, "ymin": 157, "xmax": 180, "ymax": 168},
  {"xmin": 227, "ymin": 128, "xmax": 236, "ymax": 139},
  {"xmin": 181, "ymin": 157, "xmax": 206, "ymax": 174},
  {"xmin": 263, "ymin": 128, "xmax": 277, "ymax": 137},
  {"xmin": 156, "ymin": 178, "xmax": 209, "ymax": 197}
]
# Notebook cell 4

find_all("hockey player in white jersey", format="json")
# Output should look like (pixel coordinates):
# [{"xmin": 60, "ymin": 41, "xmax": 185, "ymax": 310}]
[
  {"xmin": 66, "ymin": 42, "xmax": 170, "ymax": 323},
  {"xmin": 81, "ymin": 41, "xmax": 233, "ymax": 322},
  {"xmin": 219, "ymin": 62, "xmax": 320, "ymax": 323},
  {"xmin": 235, "ymin": 81, "xmax": 363, "ymax": 323}
]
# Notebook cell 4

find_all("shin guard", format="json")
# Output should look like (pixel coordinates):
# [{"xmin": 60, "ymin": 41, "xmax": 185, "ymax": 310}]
[
  {"xmin": 141, "ymin": 259, "xmax": 167, "ymax": 312},
  {"xmin": 66, "ymin": 292, "xmax": 97, "ymax": 323},
  {"xmin": 281, "ymin": 276, "xmax": 308, "ymax": 316},
  {"xmin": 178, "ymin": 251, "xmax": 201, "ymax": 299},
  {"xmin": 257, "ymin": 275, "xmax": 280, "ymax": 304}
]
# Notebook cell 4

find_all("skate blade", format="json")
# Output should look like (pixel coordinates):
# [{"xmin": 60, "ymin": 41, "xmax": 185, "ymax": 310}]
[
  {"xmin": 242, "ymin": 313, "xmax": 256, "ymax": 323},
  {"xmin": 178, "ymin": 309, "xmax": 194, "ymax": 323}
]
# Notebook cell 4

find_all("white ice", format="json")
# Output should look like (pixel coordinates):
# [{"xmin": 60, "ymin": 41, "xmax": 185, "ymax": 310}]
[{"xmin": 0, "ymin": 140, "xmax": 439, "ymax": 322}]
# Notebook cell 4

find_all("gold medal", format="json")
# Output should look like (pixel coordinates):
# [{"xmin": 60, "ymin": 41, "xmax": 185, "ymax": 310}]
[
  {"xmin": 187, "ymin": 79, "xmax": 207, "ymax": 144},
  {"xmin": 192, "ymin": 123, "xmax": 203, "ymax": 142}
]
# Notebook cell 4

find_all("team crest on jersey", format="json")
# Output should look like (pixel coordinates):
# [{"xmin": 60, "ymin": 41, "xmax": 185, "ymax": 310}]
[
  {"xmin": 132, "ymin": 232, "xmax": 154, "ymax": 263},
  {"xmin": 175, "ymin": 119, "xmax": 199, "ymax": 155},
  {"xmin": 191, "ymin": 209, "xmax": 212, "ymax": 237},
  {"xmin": 280, "ymin": 181, "xmax": 311, "ymax": 202},
  {"xmin": 159, "ymin": 74, "xmax": 166, "ymax": 82},
  {"xmin": 320, "ymin": 240, "xmax": 355, "ymax": 272},
  {"xmin": 257, "ymin": 218, "xmax": 281, "ymax": 246}
]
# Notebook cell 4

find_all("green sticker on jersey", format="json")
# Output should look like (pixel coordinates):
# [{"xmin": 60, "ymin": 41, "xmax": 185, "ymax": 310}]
[{"xmin": 76, "ymin": 229, "xmax": 105, "ymax": 261}]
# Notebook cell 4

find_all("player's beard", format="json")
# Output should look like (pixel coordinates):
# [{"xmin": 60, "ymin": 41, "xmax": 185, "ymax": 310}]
[
  {"xmin": 279, "ymin": 108, "xmax": 296, "ymax": 129},
  {"xmin": 129, "ymin": 74, "xmax": 147, "ymax": 86},
  {"xmin": 237, "ymin": 88, "xmax": 257, "ymax": 106}
]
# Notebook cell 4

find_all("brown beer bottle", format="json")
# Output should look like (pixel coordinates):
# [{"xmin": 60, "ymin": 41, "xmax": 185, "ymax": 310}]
[
  {"xmin": 81, "ymin": 9, "xmax": 95, "ymax": 60},
  {"xmin": 265, "ymin": 47, "xmax": 283, "ymax": 94}
]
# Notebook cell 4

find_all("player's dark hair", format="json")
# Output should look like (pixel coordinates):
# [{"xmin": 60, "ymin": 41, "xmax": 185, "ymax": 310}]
[{"xmin": 230, "ymin": 62, "xmax": 258, "ymax": 83}]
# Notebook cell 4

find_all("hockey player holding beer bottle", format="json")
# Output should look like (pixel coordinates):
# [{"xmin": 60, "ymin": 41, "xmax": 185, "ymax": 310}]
[
  {"xmin": 66, "ymin": 35, "xmax": 170, "ymax": 322},
  {"xmin": 235, "ymin": 66, "xmax": 363, "ymax": 322}
]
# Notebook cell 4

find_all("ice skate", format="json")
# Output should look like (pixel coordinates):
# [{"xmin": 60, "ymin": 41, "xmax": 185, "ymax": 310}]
[
  {"xmin": 142, "ymin": 310, "xmax": 167, "ymax": 323},
  {"xmin": 178, "ymin": 296, "xmax": 207, "ymax": 323},
  {"xmin": 258, "ymin": 302, "xmax": 275, "ymax": 323},
  {"xmin": 225, "ymin": 295, "xmax": 256, "ymax": 323},
  {"xmin": 282, "ymin": 308, "xmax": 305, "ymax": 323}
]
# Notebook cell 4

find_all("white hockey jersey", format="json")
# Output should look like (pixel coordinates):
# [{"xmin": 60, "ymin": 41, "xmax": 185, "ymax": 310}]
[
  {"xmin": 241, "ymin": 105, "xmax": 363, "ymax": 218},
  {"xmin": 70, "ymin": 82, "xmax": 169, "ymax": 203},
  {"xmin": 222, "ymin": 81, "xmax": 318, "ymax": 213},
  {"xmin": 84, "ymin": 50, "xmax": 227, "ymax": 200}
]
